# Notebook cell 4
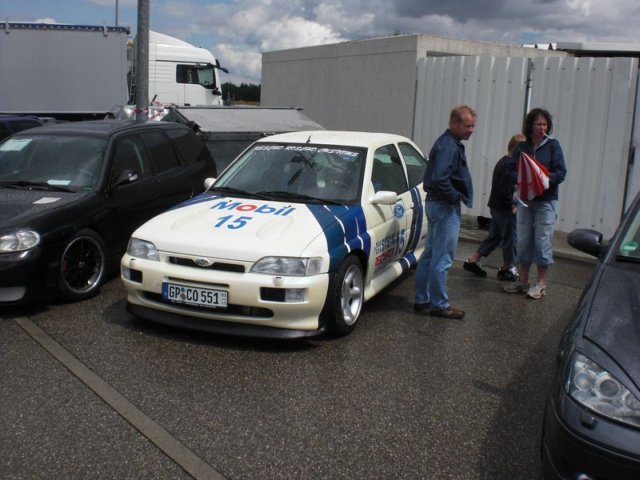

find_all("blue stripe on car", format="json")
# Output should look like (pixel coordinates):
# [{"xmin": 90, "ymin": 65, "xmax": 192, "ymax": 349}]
[
  {"xmin": 168, "ymin": 193, "xmax": 223, "ymax": 211},
  {"xmin": 399, "ymin": 187, "xmax": 424, "ymax": 271},
  {"xmin": 307, "ymin": 205, "xmax": 370, "ymax": 272}
]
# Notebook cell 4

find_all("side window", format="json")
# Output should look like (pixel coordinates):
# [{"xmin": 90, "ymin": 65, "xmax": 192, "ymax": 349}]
[
  {"xmin": 165, "ymin": 128, "xmax": 209, "ymax": 165},
  {"xmin": 0, "ymin": 123, "xmax": 11, "ymax": 142},
  {"xmin": 110, "ymin": 136, "xmax": 150, "ymax": 182},
  {"xmin": 399, "ymin": 142, "xmax": 428, "ymax": 187},
  {"xmin": 141, "ymin": 131, "xmax": 180, "ymax": 173},
  {"xmin": 371, "ymin": 144, "xmax": 409, "ymax": 193},
  {"xmin": 176, "ymin": 65, "xmax": 198, "ymax": 85}
]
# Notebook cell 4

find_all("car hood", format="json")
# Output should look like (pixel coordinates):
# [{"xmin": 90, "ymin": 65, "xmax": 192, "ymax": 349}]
[
  {"xmin": 0, "ymin": 189, "xmax": 82, "ymax": 228},
  {"xmin": 133, "ymin": 194, "xmax": 363, "ymax": 262},
  {"xmin": 584, "ymin": 264, "xmax": 640, "ymax": 385}
]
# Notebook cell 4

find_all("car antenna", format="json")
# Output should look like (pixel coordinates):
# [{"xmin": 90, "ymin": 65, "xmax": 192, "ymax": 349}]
[{"xmin": 306, "ymin": 134, "xmax": 312, "ymax": 144}]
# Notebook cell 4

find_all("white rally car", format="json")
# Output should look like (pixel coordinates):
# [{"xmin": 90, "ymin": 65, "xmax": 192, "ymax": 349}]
[{"xmin": 121, "ymin": 131, "xmax": 428, "ymax": 338}]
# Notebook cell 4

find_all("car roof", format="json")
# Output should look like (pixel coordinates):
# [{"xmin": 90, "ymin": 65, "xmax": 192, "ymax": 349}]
[
  {"xmin": 0, "ymin": 114, "xmax": 42, "ymax": 122},
  {"xmin": 255, "ymin": 130, "xmax": 414, "ymax": 149},
  {"xmin": 15, "ymin": 119, "xmax": 187, "ymax": 138}
]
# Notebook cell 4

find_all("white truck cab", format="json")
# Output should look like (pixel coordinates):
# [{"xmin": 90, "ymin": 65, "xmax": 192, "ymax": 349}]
[{"xmin": 143, "ymin": 31, "xmax": 227, "ymax": 106}]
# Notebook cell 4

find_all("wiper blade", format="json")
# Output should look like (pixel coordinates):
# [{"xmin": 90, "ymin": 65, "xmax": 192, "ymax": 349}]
[
  {"xmin": 615, "ymin": 254, "xmax": 640, "ymax": 264},
  {"xmin": 257, "ymin": 190, "xmax": 341, "ymax": 205},
  {"xmin": 208, "ymin": 186, "xmax": 269, "ymax": 200},
  {"xmin": 0, "ymin": 181, "xmax": 74, "ymax": 192}
]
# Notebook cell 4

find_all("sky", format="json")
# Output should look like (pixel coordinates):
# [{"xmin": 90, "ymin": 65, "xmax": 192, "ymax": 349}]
[{"xmin": 4, "ymin": 0, "xmax": 640, "ymax": 85}]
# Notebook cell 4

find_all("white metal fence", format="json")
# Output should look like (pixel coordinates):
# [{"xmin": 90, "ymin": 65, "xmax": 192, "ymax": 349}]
[{"xmin": 413, "ymin": 55, "xmax": 639, "ymax": 238}]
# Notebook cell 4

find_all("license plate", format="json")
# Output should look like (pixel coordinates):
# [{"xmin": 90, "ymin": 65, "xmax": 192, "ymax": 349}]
[{"xmin": 162, "ymin": 283, "xmax": 228, "ymax": 308}]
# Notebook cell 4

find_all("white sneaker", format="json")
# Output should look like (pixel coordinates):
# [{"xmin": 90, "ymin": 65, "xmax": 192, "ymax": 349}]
[{"xmin": 526, "ymin": 283, "xmax": 547, "ymax": 299}]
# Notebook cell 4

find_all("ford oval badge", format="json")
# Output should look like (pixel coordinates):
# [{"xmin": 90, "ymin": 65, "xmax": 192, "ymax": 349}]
[{"xmin": 194, "ymin": 257, "xmax": 212, "ymax": 267}]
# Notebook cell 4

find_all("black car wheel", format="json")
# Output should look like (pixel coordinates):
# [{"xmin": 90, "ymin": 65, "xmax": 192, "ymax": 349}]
[
  {"xmin": 58, "ymin": 229, "xmax": 106, "ymax": 301},
  {"xmin": 327, "ymin": 255, "xmax": 364, "ymax": 336}
]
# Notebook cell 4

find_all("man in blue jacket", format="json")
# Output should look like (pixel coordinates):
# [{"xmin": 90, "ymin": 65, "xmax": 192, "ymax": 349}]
[{"xmin": 413, "ymin": 104, "xmax": 476, "ymax": 319}]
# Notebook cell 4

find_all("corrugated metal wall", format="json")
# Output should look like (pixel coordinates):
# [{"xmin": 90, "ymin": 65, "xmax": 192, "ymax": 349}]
[{"xmin": 413, "ymin": 55, "xmax": 639, "ymax": 237}]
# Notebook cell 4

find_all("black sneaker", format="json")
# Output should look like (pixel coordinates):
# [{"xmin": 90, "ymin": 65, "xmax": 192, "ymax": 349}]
[
  {"xmin": 413, "ymin": 302, "xmax": 431, "ymax": 313},
  {"xmin": 463, "ymin": 259, "xmax": 487, "ymax": 277},
  {"xmin": 497, "ymin": 266, "xmax": 519, "ymax": 282}
]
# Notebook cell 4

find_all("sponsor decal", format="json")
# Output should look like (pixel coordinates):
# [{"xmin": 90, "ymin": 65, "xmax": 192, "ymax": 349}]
[
  {"xmin": 393, "ymin": 200, "xmax": 405, "ymax": 219},
  {"xmin": 208, "ymin": 199, "xmax": 297, "ymax": 230},
  {"xmin": 210, "ymin": 199, "xmax": 296, "ymax": 216},
  {"xmin": 374, "ymin": 229, "xmax": 406, "ymax": 267}
]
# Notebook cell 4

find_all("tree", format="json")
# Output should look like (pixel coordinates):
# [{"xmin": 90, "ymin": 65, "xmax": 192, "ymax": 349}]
[{"xmin": 223, "ymin": 82, "xmax": 261, "ymax": 104}]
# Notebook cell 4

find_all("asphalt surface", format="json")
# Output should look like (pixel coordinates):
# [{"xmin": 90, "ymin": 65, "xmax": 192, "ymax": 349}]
[{"xmin": 1, "ymin": 226, "xmax": 596, "ymax": 480}]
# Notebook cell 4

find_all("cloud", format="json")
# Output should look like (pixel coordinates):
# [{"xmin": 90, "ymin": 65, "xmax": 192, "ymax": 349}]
[{"xmin": 6, "ymin": 0, "xmax": 639, "ymax": 85}]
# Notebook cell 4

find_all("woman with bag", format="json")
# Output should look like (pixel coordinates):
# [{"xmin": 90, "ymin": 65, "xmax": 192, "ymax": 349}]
[{"xmin": 503, "ymin": 108, "xmax": 567, "ymax": 299}]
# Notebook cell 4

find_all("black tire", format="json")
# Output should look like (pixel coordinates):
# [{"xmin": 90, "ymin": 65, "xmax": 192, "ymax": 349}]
[
  {"xmin": 326, "ymin": 255, "xmax": 364, "ymax": 336},
  {"xmin": 58, "ymin": 229, "xmax": 106, "ymax": 302}
]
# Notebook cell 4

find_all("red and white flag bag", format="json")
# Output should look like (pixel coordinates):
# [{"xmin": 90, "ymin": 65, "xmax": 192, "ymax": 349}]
[{"xmin": 517, "ymin": 151, "xmax": 550, "ymax": 202}]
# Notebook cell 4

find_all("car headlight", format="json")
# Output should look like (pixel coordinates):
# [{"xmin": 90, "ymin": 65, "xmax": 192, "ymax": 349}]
[
  {"xmin": 127, "ymin": 238, "xmax": 160, "ymax": 261},
  {"xmin": 567, "ymin": 352, "xmax": 640, "ymax": 428},
  {"xmin": 251, "ymin": 256, "xmax": 322, "ymax": 276},
  {"xmin": 0, "ymin": 230, "xmax": 40, "ymax": 252}
]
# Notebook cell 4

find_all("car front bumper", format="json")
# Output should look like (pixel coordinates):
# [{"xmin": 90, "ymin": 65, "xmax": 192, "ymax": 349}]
[
  {"xmin": 0, "ymin": 248, "xmax": 57, "ymax": 305},
  {"xmin": 121, "ymin": 254, "xmax": 331, "ymax": 336},
  {"xmin": 542, "ymin": 394, "xmax": 640, "ymax": 480}
]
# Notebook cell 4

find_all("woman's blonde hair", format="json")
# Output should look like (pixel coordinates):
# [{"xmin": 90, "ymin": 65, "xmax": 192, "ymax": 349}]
[{"xmin": 507, "ymin": 133, "xmax": 526, "ymax": 155}]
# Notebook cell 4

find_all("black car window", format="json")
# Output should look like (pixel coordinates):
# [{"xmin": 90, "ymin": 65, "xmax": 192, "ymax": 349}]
[
  {"xmin": 165, "ymin": 128, "xmax": 208, "ymax": 165},
  {"xmin": 0, "ymin": 134, "xmax": 104, "ymax": 190},
  {"xmin": 110, "ymin": 136, "xmax": 150, "ymax": 182},
  {"xmin": 399, "ymin": 142, "xmax": 427, "ymax": 187},
  {"xmin": 141, "ymin": 131, "xmax": 180, "ymax": 173},
  {"xmin": 371, "ymin": 144, "xmax": 408, "ymax": 193},
  {"xmin": 0, "ymin": 124, "xmax": 11, "ymax": 142}
]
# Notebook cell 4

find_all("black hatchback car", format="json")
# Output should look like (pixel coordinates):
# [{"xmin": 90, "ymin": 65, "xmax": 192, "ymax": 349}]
[
  {"xmin": 0, "ymin": 114, "xmax": 43, "ymax": 141},
  {"xmin": 0, "ymin": 120, "xmax": 215, "ymax": 305},
  {"xmin": 541, "ymin": 191, "xmax": 640, "ymax": 479}
]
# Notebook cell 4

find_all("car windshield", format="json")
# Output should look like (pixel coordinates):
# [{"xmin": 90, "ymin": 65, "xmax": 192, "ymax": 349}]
[
  {"xmin": 213, "ymin": 142, "xmax": 366, "ymax": 205},
  {"xmin": 0, "ymin": 134, "xmax": 105, "ymax": 192},
  {"xmin": 616, "ymin": 199, "xmax": 640, "ymax": 261}
]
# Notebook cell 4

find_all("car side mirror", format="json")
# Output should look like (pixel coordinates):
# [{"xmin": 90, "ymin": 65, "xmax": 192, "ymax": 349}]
[
  {"xmin": 112, "ymin": 169, "xmax": 139, "ymax": 188},
  {"xmin": 568, "ymin": 228, "xmax": 604, "ymax": 259},
  {"xmin": 204, "ymin": 177, "xmax": 216, "ymax": 190},
  {"xmin": 371, "ymin": 190, "xmax": 398, "ymax": 205}
]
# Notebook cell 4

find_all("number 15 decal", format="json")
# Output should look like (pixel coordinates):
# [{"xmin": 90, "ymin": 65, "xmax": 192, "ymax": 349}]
[{"xmin": 214, "ymin": 215, "xmax": 253, "ymax": 229}]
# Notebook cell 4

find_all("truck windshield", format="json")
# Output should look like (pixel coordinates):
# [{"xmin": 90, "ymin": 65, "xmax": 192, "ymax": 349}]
[{"xmin": 176, "ymin": 64, "xmax": 217, "ymax": 89}]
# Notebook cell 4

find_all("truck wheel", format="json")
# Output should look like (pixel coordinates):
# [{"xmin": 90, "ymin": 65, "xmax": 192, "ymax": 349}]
[
  {"xmin": 58, "ymin": 229, "xmax": 106, "ymax": 302},
  {"xmin": 327, "ymin": 255, "xmax": 364, "ymax": 336}
]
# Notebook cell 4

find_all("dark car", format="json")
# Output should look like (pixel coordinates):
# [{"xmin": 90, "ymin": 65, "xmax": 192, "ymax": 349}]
[
  {"xmin": 541, "ymin": 192, "xmax": 640, "ymax": 479},
  {"xmin": 0, "ymin": 119, "xmax": 215, "ymax": 305},
  {"xmin": 0, "ymin": 114, "xmax": 43, "ymax": 141}
]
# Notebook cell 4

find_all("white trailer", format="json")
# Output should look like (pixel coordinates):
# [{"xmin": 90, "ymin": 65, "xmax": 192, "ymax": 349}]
[
  {"xmin": 0, "ymin": 22, "xmax": 130, "ymax": 119},
  {"xmin": 0, "ymin": 22, "xmax": 227, "ymax": 120}
]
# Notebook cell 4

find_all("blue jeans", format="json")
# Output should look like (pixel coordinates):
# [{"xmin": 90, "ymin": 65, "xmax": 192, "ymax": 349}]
[
  {"xmin": 477, "ymin": 207, "xmax": 517, "ymax": 265},
  {"xmin": 414, "ymin": 201, "xmax": 461, "ymax": 310},
  {"xmin": 516, "ymin": 200, "xmax": 557, "ymax": 266}
]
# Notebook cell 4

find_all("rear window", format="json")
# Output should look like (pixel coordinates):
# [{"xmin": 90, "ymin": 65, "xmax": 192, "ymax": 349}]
[
  {"xmin": 141, "ymin": 130, "xmax": 180, "ymax": 173},
  {"xmin": 166, "ymin": 128, "xmax": 210, "ymax": 165}
]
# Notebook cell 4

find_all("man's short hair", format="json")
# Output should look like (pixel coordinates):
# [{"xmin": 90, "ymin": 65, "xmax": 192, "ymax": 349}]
[{"xmin": 450, "ymin": 104, "xmax": 477, "ymax": 123}]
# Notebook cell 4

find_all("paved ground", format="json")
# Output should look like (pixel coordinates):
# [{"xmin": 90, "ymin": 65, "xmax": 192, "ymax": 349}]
[{"xmin": 0, "ymin": 229, "xmax": 596, "ymax": 480}]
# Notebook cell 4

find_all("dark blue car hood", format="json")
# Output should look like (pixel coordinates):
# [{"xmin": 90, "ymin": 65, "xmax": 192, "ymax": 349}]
[
  {"xmin": 0, "ymin": 189, "xmax": 83, "ymax": 228},
  {"xmin": 584, "ymin": 264, "xmax": 640, "ymax": 385}
]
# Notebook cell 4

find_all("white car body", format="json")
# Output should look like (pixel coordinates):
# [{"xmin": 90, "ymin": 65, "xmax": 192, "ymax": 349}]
[{"xmin": 121, "ymin": 130, "xmax": 428, "ymax": 338}]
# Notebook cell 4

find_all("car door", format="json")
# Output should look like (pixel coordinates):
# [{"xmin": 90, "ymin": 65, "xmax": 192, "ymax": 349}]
[
  {"xmin": 106, "ymin": 134, "xmax": 159, "ymax": 256},
  {"xmin": 369, "ymin": 144, "xmax": 412, "ymax": 273},
  {"xmin": 398, "ymin": 141, "xmax": 428, "ymax": 262},
  {"xmin": 140, "ymin": 129, "xmax": 193, "ymax": 210}
]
